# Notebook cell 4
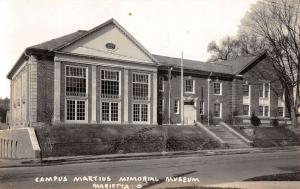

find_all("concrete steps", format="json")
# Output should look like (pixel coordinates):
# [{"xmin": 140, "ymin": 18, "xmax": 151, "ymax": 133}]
[{"xmin": 208, "ymin": 126, "xmax": 249, "ymax": 149}]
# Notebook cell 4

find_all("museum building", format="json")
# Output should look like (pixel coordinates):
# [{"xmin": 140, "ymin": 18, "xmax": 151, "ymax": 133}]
[{"xmin": 7, "ymin": 19, "xmax": 289, "ymax": 128}]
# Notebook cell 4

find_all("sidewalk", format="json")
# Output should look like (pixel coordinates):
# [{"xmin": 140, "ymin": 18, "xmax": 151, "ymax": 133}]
[{"xmin": 0, "ymin": 146, "xmax": 299, "ymax": 168}]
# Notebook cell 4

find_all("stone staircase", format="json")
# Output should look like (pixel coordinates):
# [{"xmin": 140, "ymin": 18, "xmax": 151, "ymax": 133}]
[{"xmin": 208, "ymin": 126, "xmax": 249, "ymax": 149}]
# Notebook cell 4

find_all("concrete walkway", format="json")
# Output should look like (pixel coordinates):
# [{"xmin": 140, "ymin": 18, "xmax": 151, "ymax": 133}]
[{"xmin": 0, "ymin": 146, "xmax": 299, "ymax": 168}]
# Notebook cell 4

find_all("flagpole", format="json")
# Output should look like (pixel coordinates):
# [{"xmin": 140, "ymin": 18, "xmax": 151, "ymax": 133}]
[{"xmin": 181, "ymin": 51, "xmax": 184, "ymax": 125}]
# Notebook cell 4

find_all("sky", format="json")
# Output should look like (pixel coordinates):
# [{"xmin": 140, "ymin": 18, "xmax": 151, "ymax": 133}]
[{"xmin": 0, "ymin": 0, "xmax": 257, "ymax": 98}]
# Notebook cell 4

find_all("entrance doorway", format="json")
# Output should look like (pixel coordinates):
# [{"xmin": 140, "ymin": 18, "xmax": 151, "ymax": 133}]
[{"xmin": 184, "ymin": 101, "xmax": 197, "ymax": 125}]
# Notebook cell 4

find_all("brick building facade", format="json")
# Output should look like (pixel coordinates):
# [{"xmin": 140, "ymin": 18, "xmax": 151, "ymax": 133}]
[{"xmin": 7, "ymin": 19, "xmax": 289, "ymax": 128}]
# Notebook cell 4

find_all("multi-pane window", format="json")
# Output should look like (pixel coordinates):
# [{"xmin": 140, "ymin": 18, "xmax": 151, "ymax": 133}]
[
  {"xmin": 159, "ymin": 76, "xmax": 164, "ymax": 92},
  {"xmin": 259, "ymin": 82, "xmax": 270, "ymax": 98},
  {"xmin": 102, "ymin": 102, "xmax": 110, "ymax": 121},
  {"xmin": 264, "ymin": 83, "xmax": 269, "ymax": 98},
  {"xmin": 264, "ymin": 106, "xmax": 269, "ymax": 117},
  {"xmin": 101, "ymin": 70, "xmax": 120, "ymax": 98},
  {"xmin": 199, "ymin": 101, "xmax": 204, "ymax": 115},
  {"xmin": 132, "ymin": 73, "xmax": 149, "ymax": 100},
  {"xmin": 258, "ymin": 106, "xmax": 264, "ymax": 116},
  {"xmin": 243, "ymin": 84, "xmax": 250, "ymax": 96},
  {"xmin": 279, "ymin": 91, "xmax": 285, "ymax": 101},
  {"xmin": 133, "ymin": 103, "xmax": 148, "ymax": 122},
  {"xmin": 185, "ymin": 79, "xmax": 194, "ymax": 93},
  {"xmin": 213, "ymin": 82, "xmax": 222, "ymax": 95},
  {"xmin": 66, "ymin": 100, "xmax": 86, "ymax": 121},
  {"xmin": 174, "ymin": 100, "xmax": 179, "ymax": 114},
  {"xmin": 159, "ymin": 99, "xmax": 164, "ymax": 113},
  {"xmin": 214, "ymin": 103, "xmax": 221, "ymax": 118},
  {"xmin": 66, "ymin": 66, "xmax": 87, "ymax": 97},
  {"xmin": 67, "ymin": 100, "xmax": 76, "ymax": 120},
  {"xmin": 278, "ymin": 107, "xmax": 284, "ymax": 117},
  {"xmin": 101, "ymin": 102, "xmax": 119, "ymax": 122},
  {"xmin": 258, "ymin": 105, "xmax": 269, "ymax": 117},
  {"xmin": 243, "ymin": 105, "xmax": 250, "ymax": 116}
]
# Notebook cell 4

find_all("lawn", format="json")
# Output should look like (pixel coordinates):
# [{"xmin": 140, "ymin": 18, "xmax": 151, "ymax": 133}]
[
  {"xmin": 245, "ymin": 172, "xmax": 300, "ymax": 181},
  {"xmin": 231, "ymin": 126, "xmax": 300, "ymax": 148},
  {"xmin": 252, "ymin": 127, "xmax": 300, "ymax": 147},
  {"xmin": 35, "ymin": 124, "xmax": 222, "ymax": 157}
]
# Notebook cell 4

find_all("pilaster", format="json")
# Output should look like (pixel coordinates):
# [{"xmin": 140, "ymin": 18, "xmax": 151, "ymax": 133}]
[
  {"xmin": 53, "ymin": 58, "xmax": 61, "ymax": 124},
  {"xmin": 123, "ymin": 69, "xmax": 129, "ymax": 124},
  {"xmin": 91, "ymin": 65, "xmax": 97, "ymax": 123},
  {"xmin": 152, "ymin": 71, "xmax": 158, "ymax": 125},
  {"xmin": 29, "ymin": 56, "xmax": 38, "ymax": 126}
]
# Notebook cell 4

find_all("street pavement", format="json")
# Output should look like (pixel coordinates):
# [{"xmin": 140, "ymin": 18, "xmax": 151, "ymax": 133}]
[{"xmin": 0, "ymin": 149, "xmax": 300, "ymax": 189}]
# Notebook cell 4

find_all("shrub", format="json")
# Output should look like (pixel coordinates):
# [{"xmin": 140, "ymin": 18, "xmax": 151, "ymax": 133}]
[
  {"xmin": 251, "ymin": 113, "xmax": 261, "ymax": 126},
  {"xmin": 271, "ymin": 119, "xmax": 279, "ymax": 127}
]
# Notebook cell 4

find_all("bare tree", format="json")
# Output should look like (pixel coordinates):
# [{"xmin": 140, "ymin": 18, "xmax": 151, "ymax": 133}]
[
  {"xmin": 207, "ymin": 0, "xmax": 299, "ymax": 127},
  {"xmin": 207, "ymin": 36, "xmax": 240, "ymax": 62},
  {"xmin": 207, "ymin": 34, "xmax": 267, "ymax": 62},
  {"xmin": 241, "ymin": 0, "xmax": 300, "ymax": 127}
]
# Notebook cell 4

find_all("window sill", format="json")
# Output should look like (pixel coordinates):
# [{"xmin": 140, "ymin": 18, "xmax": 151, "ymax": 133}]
[
  {"xmin": 101, "ymin": 121, "xmax": 121, "ymax": 124},
  {"xmin": 132, "ymin": 122, "xmax": 151, "ymax": 125},
  {"xmin": 213, "ymin": 117, "xmax": 222, "ymax": 119},
  {"xmin": 213, "ymin": 94, "xmax": 222, "ymax": 96},
  {"xmin": 65, "ymin": 120, "xmax": 88, "ymax": 124},
  {"xmin": 185, "ymin": 92, "xmax": 195, "ymax": 94}
]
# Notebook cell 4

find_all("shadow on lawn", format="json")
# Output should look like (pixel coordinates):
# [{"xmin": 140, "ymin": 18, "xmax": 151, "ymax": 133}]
[{"xmin": 244, "ymin": 172, "xmax": 300, "ymax": 181}]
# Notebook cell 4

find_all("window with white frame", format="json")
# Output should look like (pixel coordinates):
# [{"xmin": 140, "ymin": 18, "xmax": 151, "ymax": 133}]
[
  {"xmin": 101, "ymin": 102, "xmax": 119, "ymax": 122},
  {"xmin": 133, "ymin": 103, "xmax": 148, "ymax": 123},
  {"xmin": 66, "ymin": 66, "xmax": 87, "ymax": 97},
  {"xmin": 185, "ymin": 79, "xmax": 194, "ymax": 93},
  {"xmin": 214, "ymin": 103, "xmax": 222, "ymax": 118},
  {"xmin": 199, "ymin": 101, "xmax": 204, "ymax": 115},
  {"xmin": 264, "ymin": 106, "xmax": 269, "ymax": 117},
  {"xmin": 243, "ymin": 105, "xmax": 250, "ymax": 116},
  {"xmin": 101, "ymin": 70, "xmax": 120, "ymax": 99},
  {"xmin": 258, "ymin": 82, "xmax": 270, "ymax": 98},
  {"xmin": 159, "ymin": 99, "xmax": 164, "ymax": 113},
  {"xmin": 174, "ymin": 100, "xmax": 179, "ymax": 114},
  {"xmin": 132, "ymin": 73, "xmax": 149, "ymax": 100},
  {"xmin": 258, "ymin": 105, "xmax": 269, "ymax": 117},
  {"xmin": 279, "ymin": 91, "xmax": 285, "ymax": 101},
  {"xmin": 213, "ymin": 82, "xmax": 222, "ymax": 95},
  {"xmin": 159, "ymin": 76, "xmax": 164, "ymax": 92},
  {"xmin": 66, "ymin": 100, "xmax": 86, "ymax": 121},
  {"xmin": 243, "ymin": 84, "xmax": 250, "ymax": 96}
]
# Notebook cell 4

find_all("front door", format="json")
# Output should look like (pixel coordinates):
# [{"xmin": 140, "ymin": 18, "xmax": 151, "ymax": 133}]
[{"xmin": 184, "ymin": 105, "xmax": 197, "ymax": 125}]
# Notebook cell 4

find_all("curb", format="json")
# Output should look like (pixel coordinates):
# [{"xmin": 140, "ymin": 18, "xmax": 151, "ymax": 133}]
[{"xmin": 1, "ymin": 146, "xmax": 299, "ymax": 168}]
